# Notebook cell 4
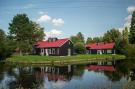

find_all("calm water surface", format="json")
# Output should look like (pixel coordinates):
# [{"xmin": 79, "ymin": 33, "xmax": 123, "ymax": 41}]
[{"xmin": 0, "ymin": 60, "xmax": 135, "ymax": 89}]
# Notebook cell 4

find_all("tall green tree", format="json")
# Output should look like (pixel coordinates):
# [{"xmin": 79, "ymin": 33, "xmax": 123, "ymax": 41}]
[
  {"xmin": 122, "ymin": 27, "xmax": 129, "ymax": 44},
  {"xmin": 0, "ymin": 29, "xmax": 13, "ymax": 60},
  {"xmin": 103, "ymin": 28, "xmax": 121, "ymax": 43},
  {"xmin": 9, "ymin": 13, "xmax": 45, "ymax": 55},
  {"xmin": 76, "ymin": 32, "xmax": 85, "ymax": 44},
  {"xmin": 74, "ymin": 42, "xmax": 86, "ymax": 54},
  {"xmin": 0, "ymin": 29, "xmax": 5, "ymax": 42},
  {"xmin": 70, "ymin": 36, "xmax": 80, "ymax": 44},
  {"xmin": 70, "ymin": 32, "xmax": 85, "ymax": 54},
  {"xmin": 93, "ymin": 37, "xmax": 103, "ymax": 43},
  {"xmin": 129, "ymin": 11, "xmax": 135, "ymax": 44},
  {"xmin": 86, "ymin": 37, "xmax": 94, "ymax": 44}
]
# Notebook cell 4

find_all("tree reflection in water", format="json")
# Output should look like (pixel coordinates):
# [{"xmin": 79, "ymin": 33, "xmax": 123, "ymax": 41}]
[{"xmin": 0, "ymin": 60, "xmax": 134, "ymax": 89}]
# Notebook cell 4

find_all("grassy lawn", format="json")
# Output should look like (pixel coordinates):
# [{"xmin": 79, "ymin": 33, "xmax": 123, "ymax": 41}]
[{"xmin": 7, "ymin": 54, "xmax": 125, "ymax": 62}]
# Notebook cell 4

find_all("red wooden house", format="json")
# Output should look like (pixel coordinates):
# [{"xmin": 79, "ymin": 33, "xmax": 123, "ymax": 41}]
[
  {"xmin": 85, "ymin": 43, "xmax": 115, "ymax": 54},
  {"xmin": 34, "ymin": 38, "xmax": 73, "ymax": 56}
]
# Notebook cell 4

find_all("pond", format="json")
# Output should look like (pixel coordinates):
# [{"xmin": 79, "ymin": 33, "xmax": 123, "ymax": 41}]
[{"xmin": 0, "ymin": 60, "xmax": 135, "ymax": 89}]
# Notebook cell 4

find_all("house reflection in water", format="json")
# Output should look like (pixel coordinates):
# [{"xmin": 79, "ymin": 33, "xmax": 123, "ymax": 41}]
[
  {"xmin": 86, "ymin": 65, "xmax": 116, "ymax": 72},
  {"xmin": 34, "ymin": 65, "xmax": 74, "ymax": 82},
  {"xmin": 0, "ymin": 61, "xmax": 135, "ymax": 89}
]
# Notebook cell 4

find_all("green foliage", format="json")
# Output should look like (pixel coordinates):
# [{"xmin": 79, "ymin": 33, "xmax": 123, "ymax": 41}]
[
  {"xmin": 70, "ymin": 36, "xmax": 81, "ymax": 44},
  {"xmin": 129, "ymin": 11, "xmax": 135, "ymax": 44},
  {"xmin": 103, "ymin": 28, "xmax": 121, "ymax": 43},
  {"xmin": 0, "ymin": 29, "xmax": 13, "ymax": 60},
  {"xmin": 70, "ymin": 32, "xmax": 85, "ymax": 54},
  {"xmin": 122, "ymin": 27, "xmax": 129, "ymax": 44},
  {"xmin": 124, "ymin": 44, "xmax": 135, "ymax": 59},
  {"xmin": 70, "ymin": 32, "xmax": 85, "ymax": 44},
  {"xmin": 74, "ymin": 42, "xmax": 86, "ymax": 54},
  {"xmin": 0, "ymin": 29, "xmax": 6, "ymax": 42},
  {"xmin": 93, "ymin": 37, "xmax": 103, "ymax": 43},
  {"xmin": 86, "ymin": 37, "xmax": 94, "ymax": 44},
  {"xmin": 8, "ymin": 13, "xmax": 45, "ymax": 55},
  {"xmin": 76, "ymin": 32, "xmax": 85, "ymax": 44},
  {"xmin": 86, "ymin": 37, "xmax": 103, "ymax": 44},
  {"xmin": 115, "ymin": 27, "xmax": 129, "ymax": 54}
]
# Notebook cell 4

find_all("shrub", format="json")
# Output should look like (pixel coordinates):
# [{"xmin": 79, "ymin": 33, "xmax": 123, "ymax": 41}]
[{"xmin": 124, "ymin": 44, "xmax": 135, "ymax": 59}]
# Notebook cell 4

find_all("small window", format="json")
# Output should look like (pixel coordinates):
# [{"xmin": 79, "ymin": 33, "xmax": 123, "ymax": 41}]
[{"xmin": 107, "ymin": 50, "xmax": 112, "ymax": 54}]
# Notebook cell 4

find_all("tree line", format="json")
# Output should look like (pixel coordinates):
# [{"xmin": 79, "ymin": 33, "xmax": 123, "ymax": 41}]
[
  {"xmin": 70, "ymin": 11, "xmax": 135, "ymax": 59},
  {"xmin": 0, "ymin": 11, "xmax": 135, "ymax": 60}
]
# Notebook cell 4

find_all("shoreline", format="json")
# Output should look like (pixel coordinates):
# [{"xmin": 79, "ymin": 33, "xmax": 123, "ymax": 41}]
[{"xmin": 6, "ymin": 55, "xmax": 125, "ymax": 66}]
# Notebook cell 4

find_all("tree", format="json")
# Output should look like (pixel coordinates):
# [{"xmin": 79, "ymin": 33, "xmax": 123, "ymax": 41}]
[
  {"xmin": 122, "ymin": 27, "xmax": 129, "ymax": 44},
  {"xmin": 124, "ymin": 44, "xmax": 135, "ymax": 59},
  {"xmin": 70, "ymin": 36, "xmax": 81, "ymax": 44},
  {"xmin": 93, "ymin": 37, "xmax": 103, "ymax": 43},
  {"xmin": 115, "ymin": 27, "xmax": 129, "ymax": 54},
  {"xmin": 0, "ymin": 29, "xmax": 6, "ymax": 42},
  {"xmin": 129, "ymin": 11, "xmax": 135, "ymax": 44},
  {"xmin": 9, "ymin": 13, "xmax": 45, "ymax": 55},
  {"xmin": 70, "ymin": 32, "xmax": 86, "ymax": 54},
  {"xmin": 103, "ymin": 28, "xmax": 121, "ymax": 43},
  {"xmin": 74, "ymin": 42, "xmax": 86, "ymax": 54},
  {"xmin": 31, "ymin": 22, "xmax": 45, "ymax": 42},
  {"xmin": 76, "ymin": 32, "xmax": 85, "ymax": 44},
  {"xmin": 0, "ymin": 29, "xmax": 13, "ymax": 60},
  {"xmin": 86, "ymin": 37, "xmax": 94, "ymax": 44}
]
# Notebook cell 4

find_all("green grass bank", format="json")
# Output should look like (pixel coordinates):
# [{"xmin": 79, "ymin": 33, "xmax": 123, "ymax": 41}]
[{"xmin": 7, "ymin": 54, "xmax": 125, "ymax": 65}]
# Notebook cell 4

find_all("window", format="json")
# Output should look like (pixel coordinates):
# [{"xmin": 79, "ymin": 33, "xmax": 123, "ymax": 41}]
[
  {"xmin": 48, "ymin": 49, "xmax": 51, "ymax": 54},
  {"xmin": 102, "ymin": 50, "xmax": 104, "ymax": 53},
  {"xmin": 52, "ymin": 48, "xmax": 55, "ymax": 54},
  {"xmin": 107, "ymin": 49, "xmax": 112, "ymax": 54}
]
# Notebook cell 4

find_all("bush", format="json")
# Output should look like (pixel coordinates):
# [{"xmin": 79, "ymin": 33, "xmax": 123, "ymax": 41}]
[
  {"xmin": 124, "ymin": 44, "xmax": 135, "ymax": 59},
  {"xmin": 0, "ymin": 43, "xmax": 13, "ymax": 60}
]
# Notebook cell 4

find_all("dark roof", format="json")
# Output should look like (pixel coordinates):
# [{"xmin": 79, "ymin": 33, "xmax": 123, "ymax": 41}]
[
  {"xmin": 35, "ymin": 38, "xmax": 69, "ymax": 48},
  {"xmin": 85, "ymin": 43, "xmax": 115, "ymax": 49}
]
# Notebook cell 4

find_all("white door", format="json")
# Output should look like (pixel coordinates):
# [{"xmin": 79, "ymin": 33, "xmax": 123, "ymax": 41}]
[
  {"xmin": 45, "ymin": 49, "xmax": 48, "ymax": 56},
  {"xmin": 68, "ymin": 48, "xmax": 71, "ymax": 56}
]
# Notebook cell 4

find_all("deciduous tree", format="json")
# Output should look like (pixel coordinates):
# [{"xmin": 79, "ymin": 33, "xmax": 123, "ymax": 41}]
[
  {"xmin": 9, "ymin": 13, "xmax": 45, "ymax": 55},
  {"xmin": 103, "ymin": 28, "xmax": 121, "ymax": 43}
]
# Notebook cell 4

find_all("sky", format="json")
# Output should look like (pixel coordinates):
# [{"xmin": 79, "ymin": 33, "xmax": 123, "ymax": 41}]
[{"xmin": 0, "ymin": 0, "xmax": 135, "ymax": 40}]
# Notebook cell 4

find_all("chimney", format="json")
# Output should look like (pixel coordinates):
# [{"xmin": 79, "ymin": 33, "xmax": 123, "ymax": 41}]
[{"xmin": 48, "ymin": 37, "xmax": 58, "ymax": 42}]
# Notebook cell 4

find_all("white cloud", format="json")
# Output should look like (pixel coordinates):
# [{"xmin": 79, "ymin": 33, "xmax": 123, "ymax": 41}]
[
  {"xmin": 37, "ymin": 14, "xmax": 51, "ymax": 23},
  {"xmin": 127, "ymin": 6, "xmax": 135, "ymax": 14},
  {"xmin": 124, "ymin": 15, "xmax": 132, "ymax": 27},
  {"xmin": 118, "ymin": 6, "xmax": 135, "ymax": 31},
  {"xmin": 45, "ymin": 29, "xmax": 62, "ymax": 37},
  {"xmin": 118, "ymin": 28, "xmax": 124, "ymax": 32},
  {"xmin": 52, "ymin": 18, "xmax": 64, "ymax": 26}
]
